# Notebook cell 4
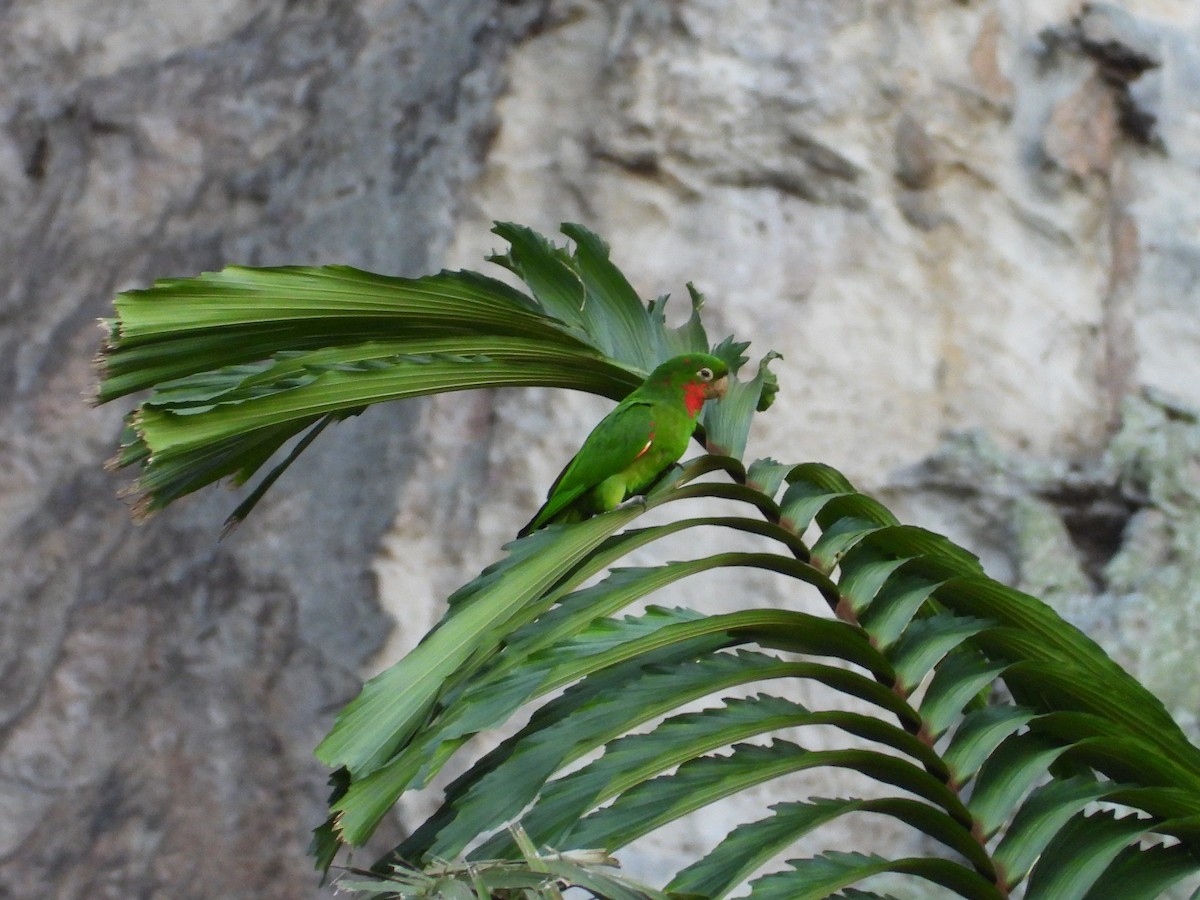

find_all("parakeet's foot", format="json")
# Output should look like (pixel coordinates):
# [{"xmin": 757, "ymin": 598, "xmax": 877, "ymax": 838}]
[
  {"xmin": 644, "ymin": 463, "xmax": 686, "ymax": 498},
  {"xmin": 614, "ymin": 495, "xmax": 648, "ymax": 511}
]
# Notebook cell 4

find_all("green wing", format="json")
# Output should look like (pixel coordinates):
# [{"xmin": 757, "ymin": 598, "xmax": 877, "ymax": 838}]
[{"xmin": 522, "ymin": 399, "xmax": 656, "ymax": 533}]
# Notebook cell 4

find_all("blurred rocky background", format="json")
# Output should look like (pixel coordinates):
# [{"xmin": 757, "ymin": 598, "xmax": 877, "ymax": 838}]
[{"xmin": 3, "ymin": 1, "xmax": 1200, "ymax": 896}]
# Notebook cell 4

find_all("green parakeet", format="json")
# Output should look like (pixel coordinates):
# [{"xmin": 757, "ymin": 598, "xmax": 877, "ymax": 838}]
[{"xmin": 520, "ymin": 353, "xmax": 730, "ymax": 535}]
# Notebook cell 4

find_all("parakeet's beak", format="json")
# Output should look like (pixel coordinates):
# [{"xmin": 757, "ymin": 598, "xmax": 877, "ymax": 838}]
[{"xmin": 706, "ymin": 375, "xmax": 730, "ymax": 400}]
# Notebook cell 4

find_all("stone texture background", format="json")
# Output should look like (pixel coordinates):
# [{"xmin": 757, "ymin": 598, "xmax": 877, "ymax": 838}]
[{"xmin": 4, "ymin": 0, "xmax": 1200, "ymax": 896}]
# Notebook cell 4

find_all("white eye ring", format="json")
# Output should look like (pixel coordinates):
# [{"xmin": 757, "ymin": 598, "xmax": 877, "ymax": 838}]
[{"xmin": 697, "ymin": 367, "xmax": 714, "ymax": 382}]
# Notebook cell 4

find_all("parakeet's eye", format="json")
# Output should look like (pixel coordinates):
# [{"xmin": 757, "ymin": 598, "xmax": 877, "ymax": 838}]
[{"xmin": 697, "ymin": 367, "xmax": 714, "ymax": 382}]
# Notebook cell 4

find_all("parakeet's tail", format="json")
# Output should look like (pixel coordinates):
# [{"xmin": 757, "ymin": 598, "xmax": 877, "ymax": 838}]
[{"xmin": 518, "ymin": 502, "xmax": 584, "ymax": 537}]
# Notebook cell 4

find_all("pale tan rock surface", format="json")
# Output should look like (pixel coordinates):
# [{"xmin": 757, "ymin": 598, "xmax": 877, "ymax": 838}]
[{"xmin": 416, "ymin": 0, "xmax": 1200, "ymax": 886}]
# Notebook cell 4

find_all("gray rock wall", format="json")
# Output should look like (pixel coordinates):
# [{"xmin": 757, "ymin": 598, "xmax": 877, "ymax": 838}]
[
  {"xmin": 0, "ymin": 2, "xmax": 545, "ymax": 896},
  {"xmin": 5, "ymin": 0, "xmax": 1200, "ymax": 896}
]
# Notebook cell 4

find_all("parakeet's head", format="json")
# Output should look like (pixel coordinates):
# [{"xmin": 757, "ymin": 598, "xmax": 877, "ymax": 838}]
[{"xmin": 647, "ymin": 353, "xmax": 730, "ymax": 413}]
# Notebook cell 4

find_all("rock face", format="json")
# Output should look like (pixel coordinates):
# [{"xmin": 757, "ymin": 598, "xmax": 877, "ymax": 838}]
[
  {"xmin": 5, "ymin": 0, "xmax": 1200, "ymax": 896},
  {"xmin": 426, "ymin": 0, "xmax": 1200, "ymax": 885},
  {"xmin": 0, "ymin": 2, "xmax": 545, "ymax": 897}
]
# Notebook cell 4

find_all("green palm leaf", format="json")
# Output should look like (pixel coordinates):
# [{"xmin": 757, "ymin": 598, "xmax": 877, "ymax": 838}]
[
  {"xmin": 98, "ymin": 222, "xmax": 778, "ymax": 521},
  {"xmin": 96, "ymin": 221, "xmax": 1200, "ymax": 897},
  {"xmin": 744, "ymin": 851, "xmax": 1004, "ymax": 900},
  {"xmin": 668, "ymin": 798, "xmax": 990, "ymax": 899}
]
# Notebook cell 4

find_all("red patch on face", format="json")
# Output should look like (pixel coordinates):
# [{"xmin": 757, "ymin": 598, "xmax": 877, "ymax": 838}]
[{"xmin": 683, "ymin": 381, "xmax": 707, "ymax": 417}]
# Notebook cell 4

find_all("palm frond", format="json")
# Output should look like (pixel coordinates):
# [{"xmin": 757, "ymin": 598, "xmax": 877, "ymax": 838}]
[
  {"xmin": 95, "ymin": 222, "xmax": 1200, "ymax": 897},
  {"xmin": 97, "ymin": 223, "xmax": 777, "ymax": 521}
]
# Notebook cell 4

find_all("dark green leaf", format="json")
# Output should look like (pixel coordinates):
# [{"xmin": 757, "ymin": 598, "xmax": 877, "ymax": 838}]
[
  {"xmin": 703, "ymin": 351, "xmax": 782, "ymax": 459},
  {"xmin": 413, "ymin": 648, "xmax": 790, "ymax": 863},
  {"xmin": 777, "ymin": 463, "xmax": 859, "ymax": 533},
  {"xmin": 934, "ymin": 579, "xmax": 1192, "ymax": 755},
  {"xmin": 887, "ymin": 614, "xmax": 992, "ymax": 693},
  {"xmin": 659, "ymin": 282, "xmax": 710, "ymax": 358},
  {"xmin": 812, "ymin": 493, "xmax": 900, "ymax": 532},
  {"xmin": 668, "ymin": 797, "xmax": 991, "ymax": 899},
  {"xmin": 809, "ymin": 516, "xmax": 884, "ymax": 573},
  {"xmin": 857, "ymin": 573, "xmax": 943, "ymax": 650},
  {"xmin": 560, "ymin": 741, "xmax": 969, "ymax": 853},
  {"xmin": 1023, "ymin": 809, "xmax": 1154, "ymax": 900},
  {"xmin": 993, "ymin": 777, "xmax": 1118, "ymax": 888},
  {"xmin": 1082, "ymin": 840, "xmax": 1200, "ymax": 900},
  {"xmin": 745, "ymin": 457, "xmax": 793, "ymax": 500},
  {"xmin": 744, "ymin": 851, "xmax": 1003, "ymax": 900},
  {"xmin": 316, "ymin": 510, "xmax": 640, "ymax": 781},
  {"xmin": 968, "ymin": 731, "xmax": 1070, "ymax": 836},
  {"xmin": 560, "ymin": 222, "xmax": 661, "ymax": 371},
  {"xmin": 834, "ymin": 545, "xmax": 912, "ymax": 617},
  {"xmin": 860, "ymin": 526, "xmax": 983, "ymax": 577},
  {"xmin": 101, "ymin": 264, "xmax": 580, "ymax": 397},
  {"xmin": 918, "ymin": 649, "xmax": 1007, "ymax": 739},
  {"xmin": 495, "ymin": 703, "xmax": 944, "ymax": 861},
  {"xmin": 488, "ymin": 222, "xmax": 589, "ymax": 333},
  {"xmin": 944, "ymin": 706, "xmax": 1037, "ymax": 788}
]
